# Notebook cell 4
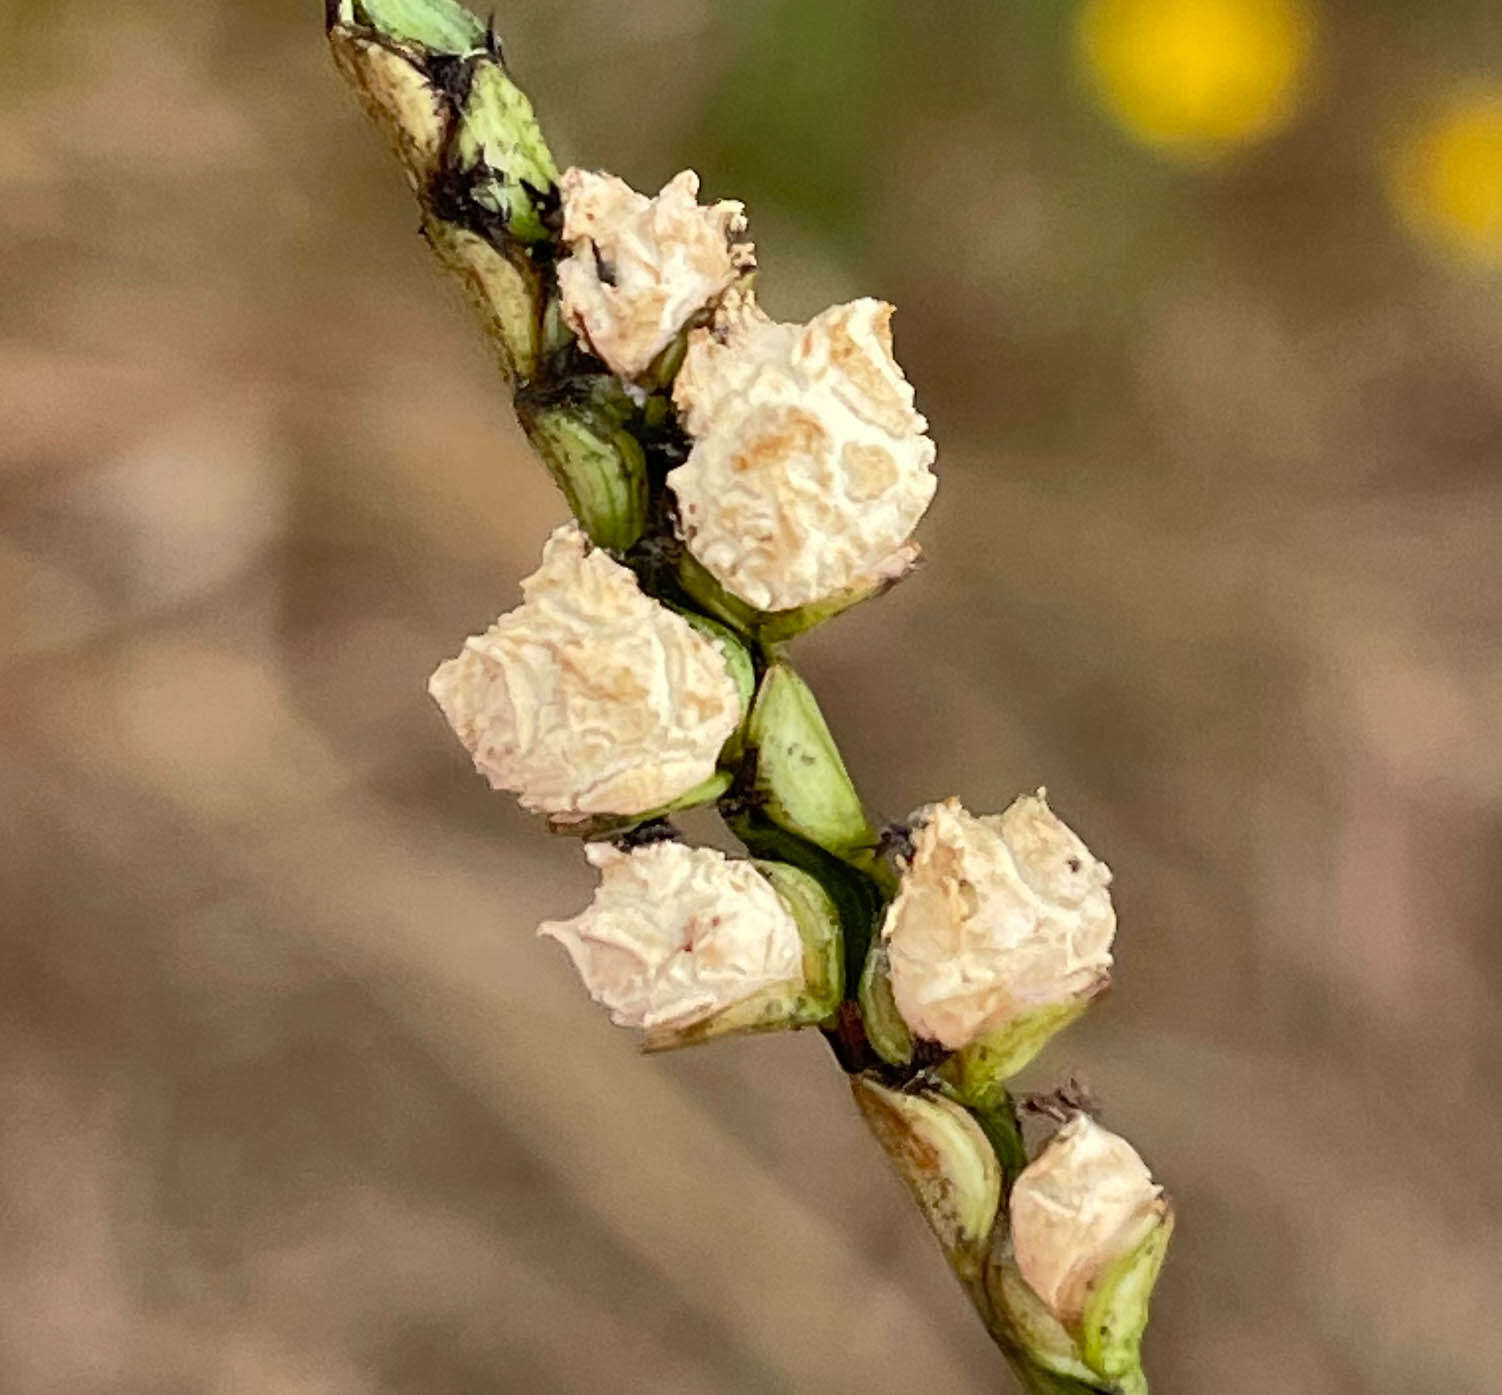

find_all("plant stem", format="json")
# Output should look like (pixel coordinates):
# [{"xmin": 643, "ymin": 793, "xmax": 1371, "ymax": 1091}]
[{"xmin": 325, "ymin": 7, "xmax": 1155, "ymax": 1391}]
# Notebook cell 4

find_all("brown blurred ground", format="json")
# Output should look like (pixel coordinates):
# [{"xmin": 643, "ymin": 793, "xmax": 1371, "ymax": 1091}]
[{"xmin": 3, "ymin": 1, "xmax": 1501, "ymax": 1391}]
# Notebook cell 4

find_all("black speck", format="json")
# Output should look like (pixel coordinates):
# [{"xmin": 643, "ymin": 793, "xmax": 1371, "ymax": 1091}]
[
  {"xmin": 611, "ymin": 818, "xmax": 682, "ymax": 850},
  {"xmin": 484, "ymin": 14, "xmax": 506, "ymax": 65}
]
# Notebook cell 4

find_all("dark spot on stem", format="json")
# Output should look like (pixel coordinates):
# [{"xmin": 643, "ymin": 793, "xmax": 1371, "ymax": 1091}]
[
  {"xmin": 426, "ymin": 52, "xmax": 473, "ymax": 107},
  {"xmin": 908, "ymin": 1036, "xmax": 949, "ymax": 1072},
  {"xmin": 610, "ymin": 818, "xmax": 682, "ymax": 851},
  {"xmin": 823, "ymin": 1000, "xmax": 881, "ymax": 1074}
]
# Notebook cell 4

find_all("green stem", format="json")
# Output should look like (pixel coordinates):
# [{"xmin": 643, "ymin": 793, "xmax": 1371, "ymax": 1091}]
[{"xmin": 969, "ymin": 1093, "xmax": 1030, "ymax": 1193}]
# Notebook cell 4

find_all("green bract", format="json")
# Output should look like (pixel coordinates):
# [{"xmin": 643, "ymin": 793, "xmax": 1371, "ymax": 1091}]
[
  {"xmin": 520, "ymin": 399, "xmax": 650, "ymax": 553},
  {"xmin": 327, "ymin": 26, "xmax": 447, "ymax": 185},
  {"xmin": 851, "ymin": 1078, "xmax": 1002, "ymax": 1276},
  {"xmin": 451, "ymin": 60, "xmax": 559, "ymax": 244},
  {"xmin": 329, "ymin": 0, "xmax": 562, "ymax": 386},
  {"xmin": 343, "ymin": 0, "xmax": 487, "ymax": 52},
  {"xmin": 856, "ymin": 939, "xmax": 915, "ymax": 1068},
  {"xmin": 422, "ymin": 217, "xmax": 540, "ymax": 380},
  {"xmin": 943, "ymin": 997, "xmax": 1106, "ymax": 1110},
  {"xmin": 988, "ymin": 1251, "xmax": 1110, "ymax": 1389},
  {"xmin": 1077, "ymin": 1205, "xmax": 1173, "ymax": 1389},
  {"xmin": 985, "ymin": 1223, "xmax": 1170, "ymax": 1395},
  {"xmin": 744, "ymin": 663, "xmax": 874, "ymax": 860}
]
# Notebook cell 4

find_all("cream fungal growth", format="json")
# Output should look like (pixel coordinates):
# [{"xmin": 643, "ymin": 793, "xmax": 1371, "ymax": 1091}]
[
  {"xmin": 1009, "ymin": 1115, "xmax": 1165, "ymax": 1326},
  {"xmin": 556, "ymin": 168, "xmax": 755, "ymax": 379},
  {"xmin": 882, "ymin": 794, "xmax": 1116, "ymax": 1051},
  {"xmin": 427, "ymin": 523, "xmax": 743, "ymax": 819},
  {"xmin": 539, "ymin": 841, "xmax": 807, "ymax": 1031},
  {"xmin": 668, "ymin": 295, "xmax": 938, "ymax": 612}
]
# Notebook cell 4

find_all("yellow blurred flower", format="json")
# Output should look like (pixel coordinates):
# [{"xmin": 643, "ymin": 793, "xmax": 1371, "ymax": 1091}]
[
  {"xmin": 1388, "ymin": 91, "xmax": 1502, "ymax": 267},
  {"xmin": 1076, "ymin": 0, "xmax": 1316, "ymax": 162}
]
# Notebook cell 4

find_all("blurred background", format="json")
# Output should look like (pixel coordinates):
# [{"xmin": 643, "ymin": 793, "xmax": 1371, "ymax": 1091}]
[{"xmin": 3, "ymin": 0, "xmax": 1501, "ymax": 1390}]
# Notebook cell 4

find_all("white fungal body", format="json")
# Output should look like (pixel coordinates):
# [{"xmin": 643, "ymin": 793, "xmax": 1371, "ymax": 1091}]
[
  {"xmin": 669, "ymin": 296, "xmax": 938, "ymax": 612},
  {"xmin": 1009, "ymin": 1115, "xmax": 1165, "ymax": 1325},
  {"xmin": 427, "ymin": 524, "xmax": 743, "ymax": 818},
  {"xmin": 539, "ymin": 841, "xmax": 807, "ymax": 1030},
  {"xmin": 557, "ymin": 168, "xmax": 754, "ymax": 379},
  {"xmin": 882, "ymin": 794, "xmax": 1116, "ymax": 1051}
]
